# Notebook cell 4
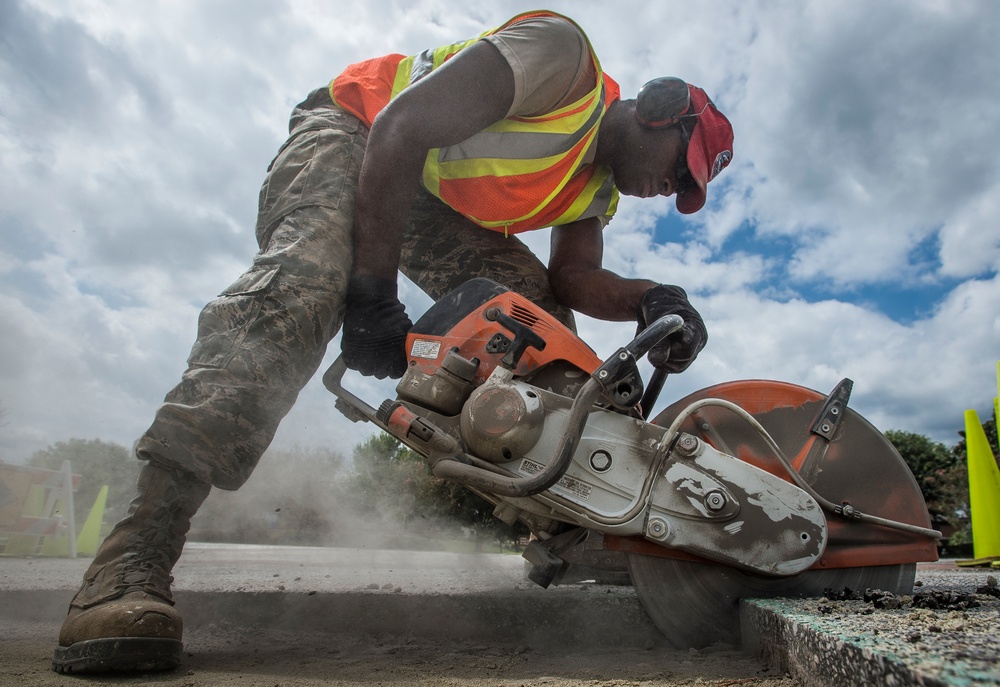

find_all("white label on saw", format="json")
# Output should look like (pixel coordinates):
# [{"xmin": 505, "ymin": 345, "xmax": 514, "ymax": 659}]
[
  {"xmin": 410, "ymin": 339, "xmax": 442, "ymax": 359},
  {"xmin": 519, "ymin": 459, "xmax": 592, "ymax": 501}
]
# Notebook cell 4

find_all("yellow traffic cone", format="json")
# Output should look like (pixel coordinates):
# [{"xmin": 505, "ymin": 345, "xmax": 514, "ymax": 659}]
[
  {"xmin": 38, "ymin": 486, "xmax": 110, "ymax": 557},
  {"xmin": 75, "ymin": 485, "xmax": 109, "ymax": 556},
  {"xmin": 964, "ymin": 408, "xmax": 1000, "ymax": 562}
]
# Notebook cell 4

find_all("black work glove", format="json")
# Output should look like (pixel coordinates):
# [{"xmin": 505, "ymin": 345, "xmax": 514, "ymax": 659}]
[
  {"xmin": 341, "ymin": 274, "xmax": 413, "ymax": 379},
  {"xmin": 636, "ymin": 284, "xmax": 708, "ymax": 373}
]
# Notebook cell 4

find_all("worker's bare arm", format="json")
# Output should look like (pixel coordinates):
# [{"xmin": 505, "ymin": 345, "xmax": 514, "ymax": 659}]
[
  {"xmin": 352, "ymin": 41, "xmax": 515, "ymax": 280},
  {"xmin": 548, "ymin": 220, "xmax": 657, "ymax": 321}
]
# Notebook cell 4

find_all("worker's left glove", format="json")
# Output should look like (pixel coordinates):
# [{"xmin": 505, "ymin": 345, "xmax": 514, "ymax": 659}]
[
  {"xmin": 341, "ymin": 274, "xmax": 412, "ymax": 379},
  {"xmin": 636, "ymin": 284, "xmax": 708, "ymax": 373}
]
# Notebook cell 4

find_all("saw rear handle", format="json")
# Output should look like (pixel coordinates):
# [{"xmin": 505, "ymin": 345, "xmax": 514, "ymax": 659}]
[{"xmin": 323, "ymin": 314, "xmax": 685, "ymax": 498}]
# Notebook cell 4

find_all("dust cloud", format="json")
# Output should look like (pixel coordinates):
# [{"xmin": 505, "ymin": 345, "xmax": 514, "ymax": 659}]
[{"xmin": 189, "ymin": 444, "xmax": 509, "ymax": 554}]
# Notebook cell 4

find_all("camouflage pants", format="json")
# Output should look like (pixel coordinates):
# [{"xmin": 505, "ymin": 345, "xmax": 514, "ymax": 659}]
[{"xmin": 136, "ymin": 89, "xmax": 575, "ymax": 490}]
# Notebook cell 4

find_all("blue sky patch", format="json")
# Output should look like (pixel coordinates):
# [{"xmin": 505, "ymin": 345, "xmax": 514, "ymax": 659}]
[{"xmin": 655, "ymin": 215, "xmax": 958, "ymax": 324}]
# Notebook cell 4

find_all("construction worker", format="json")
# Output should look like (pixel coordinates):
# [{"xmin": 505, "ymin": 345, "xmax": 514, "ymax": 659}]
[{"xmin": 53, "ymin": 10, "xmax": 733, "ymax": 673}]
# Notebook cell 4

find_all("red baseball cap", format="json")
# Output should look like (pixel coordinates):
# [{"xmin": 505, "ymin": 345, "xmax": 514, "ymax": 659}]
[{"xmin": 676, "ymin": 84, "xmax": 734, "ymax": 215}]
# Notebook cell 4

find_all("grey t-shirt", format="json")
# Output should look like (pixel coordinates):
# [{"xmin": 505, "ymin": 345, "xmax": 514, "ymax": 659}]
[{"xmin": 483, "ymin": 17, "xmax": 597, "ymax": 118}]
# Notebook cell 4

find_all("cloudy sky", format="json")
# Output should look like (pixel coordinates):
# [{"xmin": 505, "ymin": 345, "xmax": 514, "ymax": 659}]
[{"xmin": 1, "ymin": 0, "xmax": 997, "ymax": 468}]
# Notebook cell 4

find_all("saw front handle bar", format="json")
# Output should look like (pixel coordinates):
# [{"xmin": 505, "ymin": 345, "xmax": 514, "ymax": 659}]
[{"xmin": 323, "ymin": 314, "xmax": 684, "ymax": 498}]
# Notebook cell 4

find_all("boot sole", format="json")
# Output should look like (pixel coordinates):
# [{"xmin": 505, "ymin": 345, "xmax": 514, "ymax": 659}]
[{"xmin": 52, "ymin": 637, "xmax": 182, "ymax": 674}]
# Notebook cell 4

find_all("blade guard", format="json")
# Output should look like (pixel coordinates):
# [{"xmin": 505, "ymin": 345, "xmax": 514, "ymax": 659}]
[
  {"xmin": 647, "ymin": 433, "xmax": 828, "ymax": 576},
  {"xmin": 609, "ymin": 380, "xmax": 939, "ymax": 570}
]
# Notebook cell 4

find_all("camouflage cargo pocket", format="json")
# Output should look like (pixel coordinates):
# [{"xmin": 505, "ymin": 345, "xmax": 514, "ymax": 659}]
[
  {"xmin": 256, "ymin": 123, "xmax": 362, "ymax": 238},
  {"xmin": 187, "ymin": 264, "xmax": 281, "ymax": 368}
]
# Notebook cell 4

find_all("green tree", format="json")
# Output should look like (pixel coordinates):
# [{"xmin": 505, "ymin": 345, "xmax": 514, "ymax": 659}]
[
  {"xmin": 28, "ymin": 438, "xmax": 141, "ymax": 528},
  {"xmin": 884, "ymin": 429, "xmax": 964, "ymax": 524},
  {"xmin": 884, "ymin": 415, "xmax": 998, "ymax": 551}
]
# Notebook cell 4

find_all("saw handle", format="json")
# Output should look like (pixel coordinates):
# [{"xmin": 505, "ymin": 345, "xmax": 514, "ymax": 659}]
[
  {"xmin": 591, "ymin": 314, "xmax": 682, "ymax": 411},
  {"xmin": 628, "ymin": 313, "xmax": 685, "ymax": 358},
  {"xmin": 639, "ymin": 368, "xmax": 668, "ymax": 421},
  {"xmin": 631, "ymin": 314, "xmax": 686, "ymax": 419},
  {"xmin": 322, "ymin": 357, "xmax": 379, "ymax": 422}
]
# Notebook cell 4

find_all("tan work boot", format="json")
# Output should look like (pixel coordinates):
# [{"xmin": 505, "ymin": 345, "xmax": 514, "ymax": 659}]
[{"xmin": 52, "ymin": 461, "xmax": 211, "ymax": 674}]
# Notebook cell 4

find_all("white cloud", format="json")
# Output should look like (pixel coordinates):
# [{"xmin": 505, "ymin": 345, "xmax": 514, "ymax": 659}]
[
  {"xmin": 939, "ymin": 193, "xmax": 1000, "ymax": 278},
  {"xmin": 1, "ymin": 0, "xmax": 997, "ymax": 470},
  {"xmin": 732, "ymin": 0, "xmax": 1000, "ymax": 287}
]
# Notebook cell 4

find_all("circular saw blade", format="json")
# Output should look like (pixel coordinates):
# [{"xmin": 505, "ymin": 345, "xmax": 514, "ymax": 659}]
[{"xmin": 627, "ymin": 555, "xmax": 915, "ymax": 648}]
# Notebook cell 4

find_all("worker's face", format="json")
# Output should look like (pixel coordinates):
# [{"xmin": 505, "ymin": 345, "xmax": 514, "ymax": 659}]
[{"xmin": 613, "ymin": 123, "xmax": 687, "ymax": 199}]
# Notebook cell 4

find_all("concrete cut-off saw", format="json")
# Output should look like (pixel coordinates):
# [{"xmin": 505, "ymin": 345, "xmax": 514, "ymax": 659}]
[{"xmin": 324, "ymin": 278, "xmax": 940, "ymax": 648}]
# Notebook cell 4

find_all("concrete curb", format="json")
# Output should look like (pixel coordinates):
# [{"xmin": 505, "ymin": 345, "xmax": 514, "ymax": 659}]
[
  {"xmin": 743, "ymin": 599, "xmax": 947, "ymax": 687},
  {"xmin": 740, "ymin": 569, "xmax": 1000, "ymax": 687}
]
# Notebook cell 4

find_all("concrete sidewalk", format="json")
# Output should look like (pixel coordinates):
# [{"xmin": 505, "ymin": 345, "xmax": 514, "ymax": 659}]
[{"xmin": 2, "ymin": 543, "xmax": 997, "ymax": 685}]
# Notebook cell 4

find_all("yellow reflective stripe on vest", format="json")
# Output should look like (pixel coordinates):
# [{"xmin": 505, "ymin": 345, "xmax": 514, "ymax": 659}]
[
  {"xmin": 424, "ymin": 71, "xmax": 607, "ymax": 228},
  {"xmin": 392, "ymin": 56, "xmax": 415, "ymax": 97},
  {"xmin": 435, "ymin": 87, "xmax": 605, "ymax": 163},
  {"xmin": 550, "ymin": 168, "xmax": 619, "ymax": 227}
]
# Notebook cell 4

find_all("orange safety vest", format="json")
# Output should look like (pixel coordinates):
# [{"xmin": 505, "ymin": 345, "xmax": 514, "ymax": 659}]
[{"xmin": 330, "ymin": 11, "xmax": 620, "ymax": 235}]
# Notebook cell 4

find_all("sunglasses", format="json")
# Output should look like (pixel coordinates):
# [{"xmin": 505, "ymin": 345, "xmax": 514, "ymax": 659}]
[{"xmin": 674, "ymin": 119, "xmax": 697, "ymax": 194}]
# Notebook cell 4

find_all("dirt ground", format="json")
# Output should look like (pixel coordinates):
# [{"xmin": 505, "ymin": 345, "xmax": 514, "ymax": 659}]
[{"xmin": 5, "ymin": 619, "xmax": 796, "ymax": 687}]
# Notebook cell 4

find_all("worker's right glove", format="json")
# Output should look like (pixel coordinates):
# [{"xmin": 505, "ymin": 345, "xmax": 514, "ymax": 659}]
[
  {"xmin": 341, "ymin": 274, "xmax": 412, "ymax": 380},
  {"xmin": 636, "ymin": 284, "xmax": 708, "ymax": 373}
]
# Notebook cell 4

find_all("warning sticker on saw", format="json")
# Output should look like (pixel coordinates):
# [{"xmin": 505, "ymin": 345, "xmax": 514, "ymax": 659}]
[
  {"xmin": 519, "ymin": 459, "xmax": 592, "ymax": 500},
  {"xmin": 409, "ymin": 339, "xmax": 442, "ymax": 360}
]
